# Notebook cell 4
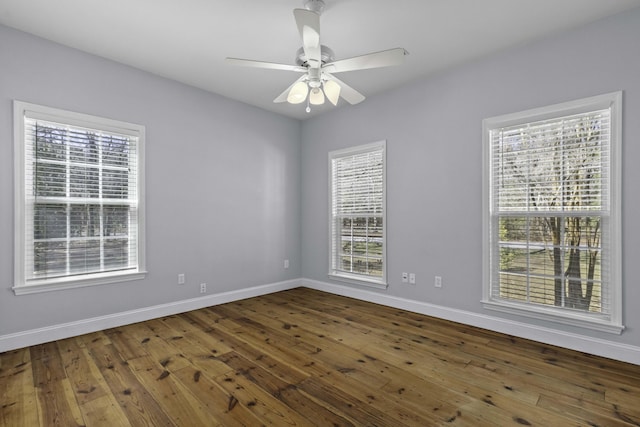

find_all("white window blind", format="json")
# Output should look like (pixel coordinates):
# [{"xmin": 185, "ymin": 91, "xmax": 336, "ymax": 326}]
[
  {"xmin": 329, "ymin": 141, "xmax": 386, "ymax": 287},
  {"xmin": 483, "ymin": 92, "xmax": 622, "ymax": 333},
  {"xmin": 14, "ymin": 102, "xmax": 146, "ymax": 294}
]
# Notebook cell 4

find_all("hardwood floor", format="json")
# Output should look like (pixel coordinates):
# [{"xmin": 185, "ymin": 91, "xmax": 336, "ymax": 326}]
[{"xmin": 1, "ymin": 288, "xmax": 639, "ymax": 426}]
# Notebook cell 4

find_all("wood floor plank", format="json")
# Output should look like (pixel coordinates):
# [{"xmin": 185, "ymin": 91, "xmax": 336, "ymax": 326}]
[
  {"xmin": 214, "ymin": 370, "xmax": 317, "ymax": 426},
  {"xmin": 57, "ymin": 336, "xmax": 109, "ymax": 405},
  {"xmin": 31, "ymin": 342, "xmax": 67, "ymax": 385},
  {"xmin": 117, "ymin": 319, "xmax": 193, "ymax": 372},
  {"xmin": 464, "ymin": 352, "xmax": 607, "ymax": 405},
  {"xmin": 297, "ymin": 375, "xmax": 410, "ymax": 426},
  {"xmin": 465, "ymin": 338, "xmax": 610, "ymax": 398},
  {"xmin": 125, "ymin": 355, "xmax": 219, "ymax": 426},
  {"xmin": 218, "ymin": 350, "xmax": 354, "ymax": 426},
  {"xmin": 537, "ymin": 393, "xmax": 639, "ymax": 427},
  {"xmin": 366, "ymin": 341, "xmax": 546, "ymax": 411},
  {"xmin": 102, "ymin": 326, "xmax": 149, "ymax": 361},
  {"xmin": 198, "ymin": 308, "xmax": 330, "ymax": 378},
  {"xmin": 171, "ymin": 365, "xmax": 262, "ymax": 427},
  {"xmin": 74, "ymin": 394, "xmax": 133, "ymax": 427},
  {"xmin": 214, "ymin": 302, "xmax": 403, "ymax": 389},
  {"xmin": 57, "ymin": 336, "xmax": 133, "ymax": 426},
  {"xmin": 0, "ymin": 348, "xmax": 40, "ymax": 427},
  {"xmin": 315, "ymin": 359, "xmax": 465, "ymax": 425},
  {"xmin": 155, "ymin": 313, "xmax": 234, "ymax": 358},
  {"xmin": 207, "ymin": 321, "xmax": 337, "ymax": 383},
  {"xmin": 379, "ymin": 371, "xmax": 473, "ymax": 424},
  {"xmin": 2, "ymin": 288, "xmax": 640, "ymax": 426},
  {"xmin": 83, "ymin": 340, "xmax": 178, "ymax": 426},
  {"xmin": 237, "ymin": 295, "xmax": 384, "ymax": 351},
  {"xmin": 605, "ymin": 386, "xmax": 640, "ymax": 422},
  {"xmin": 30, "ymin": 342, "xmax": 85, "ymax": 426},
  {"xmin": 183, "ymin": 310, "xmax": 313, "ymax": 384},
  {"xmin": 178, "ymin": 311, "xmax": 241, "ymax": 356},
  {"xmin": 142, "ymin": 316, "xmax": 237, "ymax": 383},
  {"xmin": 34, "ymin": 376, "xmax": 84, "ymax": 427}
]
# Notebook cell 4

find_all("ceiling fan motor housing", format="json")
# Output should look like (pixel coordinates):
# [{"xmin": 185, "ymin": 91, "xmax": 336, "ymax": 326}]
[
  {"xmin": 295, "ymin": 45, "xmax": 335, "ymax": 68},
  {"xmin": 307, "ymin": 67, "xmax": 322, "ymax": 88},
  {"xmin": 303, "ymin": 0, "xmax": 325, "ymax": 14}
]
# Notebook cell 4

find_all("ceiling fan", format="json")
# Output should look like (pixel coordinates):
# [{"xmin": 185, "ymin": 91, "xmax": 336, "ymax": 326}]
[{"xmin": 226, "ymin": 0, "xmax": 408, "ymax": 112}]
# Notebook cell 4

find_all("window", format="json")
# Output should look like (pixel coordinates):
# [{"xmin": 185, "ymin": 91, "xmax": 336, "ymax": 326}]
[
  {"xmin": 482, "ymin": 92, "xmax": 622, "ymax": 333},
  {"xmin": 14, "ymin": 101, "xmax": 146, "ymax": 294},
  {"xmin": 329, "ymin": 141, "xmax": 386, "ymax": 288}
]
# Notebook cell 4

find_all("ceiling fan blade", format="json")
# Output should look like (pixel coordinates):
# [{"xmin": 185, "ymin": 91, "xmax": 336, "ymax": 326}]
[
  {"xmin": 293, "ymin": 9, "xmax": 321, "ymax": 68},
  {"xmin": 273, "ymin": 75, "xmax": 308, "ymax": 103},
  {"xmin": 226, "ymin": 57, "xmax": 306, "ymax": 72},
  {"xmin": 324, "ymin": 73, "xmax": 365, "ymax": 105},
  {"xmin": 323, "ymin": 48, "xmax": 408, "ymax": 74}
]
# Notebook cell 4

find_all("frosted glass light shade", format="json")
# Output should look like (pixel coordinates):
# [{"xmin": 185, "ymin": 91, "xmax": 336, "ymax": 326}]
[
  {"xmin": 324, "ymin": 80, "xmax": 341, "ymax": 106},
  {"xmin": 287, "ymin": 81, "xmax": 308, "ymax": 104},
  {"xmin": 309, "ymin": 88, "xmax": 325, "ymax": 105}
]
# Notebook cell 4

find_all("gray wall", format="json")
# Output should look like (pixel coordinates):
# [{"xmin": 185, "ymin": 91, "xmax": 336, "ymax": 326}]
[
  {"xmin": 0, "ymin": 25, "xmax": 301, "ymax": 335},
  {"xmin": 2, "ymin": 6, "xmax": 640, "ymax": 353},
  {"xmin": 301, "ymin": 8, "xmax": 640, "ymax": 347}
]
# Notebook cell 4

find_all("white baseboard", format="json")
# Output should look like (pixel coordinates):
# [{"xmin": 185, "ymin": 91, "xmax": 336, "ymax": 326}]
[
  {"xmin": 301, "ymin": 278, "xmax": 640, "ymax": 366},
  {"xmin": 0, "ymin": 279, "xmax": 300, "ymax": 353},
  {"xmin": 3, "ymin": 277, "xmax": 639, "ymax": 366}
]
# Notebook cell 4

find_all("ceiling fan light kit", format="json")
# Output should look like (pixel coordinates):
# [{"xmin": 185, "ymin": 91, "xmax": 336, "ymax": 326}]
[
  {"xmin": 323, "ymin": 80, "xmax": 341, "ymax": 106},
  {"xmin": 309, "ymin": 87, "xmax": 325, "ymax": 105},
  {"xmin": 287, "ymin": 81, "xmax": 309, "ymax": 104},
  {"xmin": 226, "ymin": 0, "xmax": 407, "ymax": 113}
]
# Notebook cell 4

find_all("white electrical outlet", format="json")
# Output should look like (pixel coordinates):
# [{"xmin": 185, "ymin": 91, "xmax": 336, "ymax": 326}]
[
  {"xmin": 435, "ymin": 276, "xmax": 442, "ymax": 288},
  {"xmin": 284, "ymin": 259, "xmax": 290, "ymax": 269},
  {"xmin": 178, "ymin": 273, "xmax": 185, "ymax": 285},
  {"xmin": 200, "ymin": 283, "xmax": 207, "ymax": 293},
  {"xmin": 402, "ymin": 272, "xmax": 408, "ymax": 283},
  {"xmin": 409, "ymin": 273, "xmax": 416, "ymax": 285}
]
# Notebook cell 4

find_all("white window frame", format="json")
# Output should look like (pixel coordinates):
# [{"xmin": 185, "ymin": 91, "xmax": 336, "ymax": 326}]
[
  {"xmin": 482, "ymin": 92, "xmax": 622, "ymax": 334},
  {"xmin": 328, "ymin": 141, "xmax": 387, "ymax": 289},
  {"xmin": 14, "ymin": 101, "xmax": 146, "ymax": 295}
]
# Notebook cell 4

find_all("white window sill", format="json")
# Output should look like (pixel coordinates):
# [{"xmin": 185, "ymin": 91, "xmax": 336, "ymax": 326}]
[
  {"xmin": 13, "ymin": 270, "xmax": 147, "ymax": 295},
  {"xmin": 482, "ymin": 299, "xmax": 624, "ymax": 335},
  {"xmin": 328, "ymin": 273, "xmax": 388, "ymax": 290}
]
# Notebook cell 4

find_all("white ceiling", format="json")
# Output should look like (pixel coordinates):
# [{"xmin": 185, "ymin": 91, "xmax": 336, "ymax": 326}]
[{"xmin": 1, "ymin": 0, "xmax": 639, "ymax": 120}]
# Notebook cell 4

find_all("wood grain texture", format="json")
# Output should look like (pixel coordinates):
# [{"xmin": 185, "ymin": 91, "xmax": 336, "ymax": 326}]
[{"xmin": 1, "ymin": 288, "xmax": 639, "ymax": 426}]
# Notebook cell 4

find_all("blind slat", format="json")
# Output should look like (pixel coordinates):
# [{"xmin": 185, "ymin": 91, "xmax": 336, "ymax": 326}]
[
  {"xmin": 489, "ymin": 105, "xmax": 613, "ymax": 317},
  {"xmin": 329, "ymin": 143, "xmax": 385, "ymax": 281},
  {"xmin": 23, "ymin": 114, "xmax": 140, "ymax": 281}
]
